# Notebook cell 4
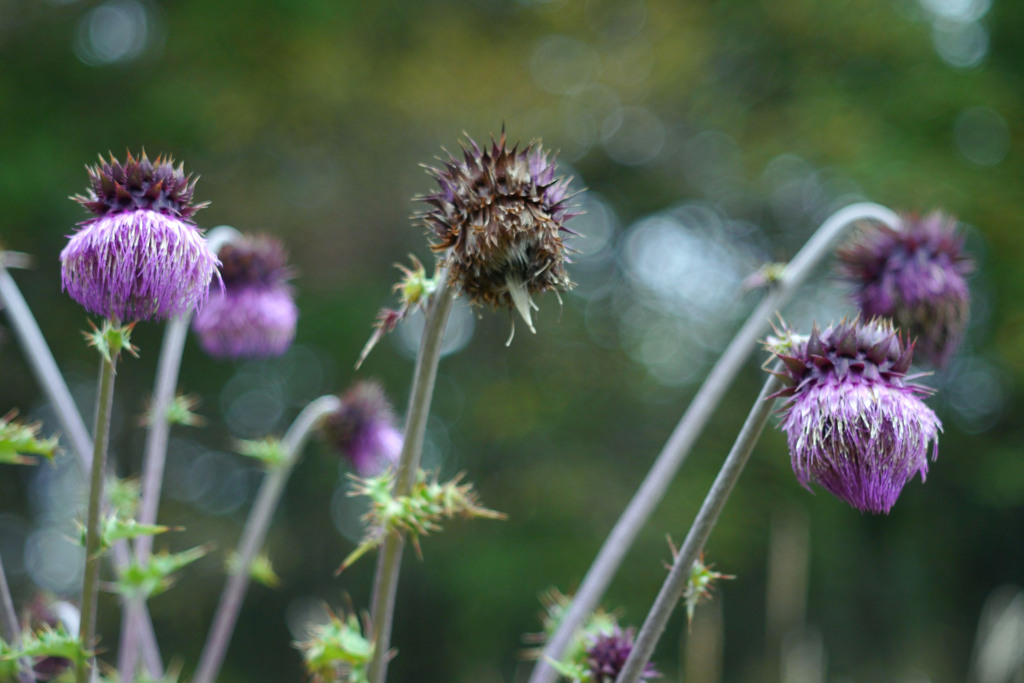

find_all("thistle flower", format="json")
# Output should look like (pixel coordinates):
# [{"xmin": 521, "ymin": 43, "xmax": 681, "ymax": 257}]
[
  {"xmin": 61, "ymin": 151, "xmax": 219, "ymax": 321},
  {"xmin": 585, "ymin": 626, "xmax": 661, "ymax": 682},
  {"xmin": 192, "ymin": 235, "xmax": 298, "ymax": 359},
  {"xmin": 837, "ymin": 212, "xmax": 972, "ymax": 367},
  {"xmin": 769, "ymin": 319, "xmax": 942, "ymax": 514},
  {"xmin": 321, "ymin": 381, "xmax": 402, "ymax": 476},
  {"xmin": 420, "ymin": 131, "xmax": 578, "ymax": 336}
]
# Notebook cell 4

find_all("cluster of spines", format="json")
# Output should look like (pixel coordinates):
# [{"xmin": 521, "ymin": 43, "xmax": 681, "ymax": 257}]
[
  {"xmin": 419, "ymin": 131, "xmax": 578, "ymax": 312},
  {"xmin": 73, "ymin": 150, "xmax": 207, "ymax": 219},
  {"xmin": 769, "ymin": 318, "xmax": 922, "ymax": 399},
  {"xmin": 216, "ymin": 235, "xmax": 291, "ymax": 288}
]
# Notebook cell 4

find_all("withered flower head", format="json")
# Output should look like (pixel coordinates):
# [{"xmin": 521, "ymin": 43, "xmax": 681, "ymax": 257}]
[
  {"xmin": 837, "ymin": 211, "xmax": 972, "ymax": 367},
  {"xmin": 60, "ymin": 151, "xmax": 219, "ymax": 321},
  {"xmin": 192, "ymin": 234, "xmax": 298, "ymax": 360},
  {"xmin": 420, "ymin": 131, "xmax": 579, "ymax": 335},
  {"xmin": 769, "ymin": 318, "xmax": 942, "ymax": 513}
]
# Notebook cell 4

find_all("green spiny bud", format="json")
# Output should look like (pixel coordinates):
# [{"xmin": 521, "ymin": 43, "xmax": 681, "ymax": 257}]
[
  {"xmin": 337, "ymin": 470, "xmax": 505, "ymax": 572},
  {"xmin": 294, "ymin": 608, "xmax": 373, "ymax": 683}
]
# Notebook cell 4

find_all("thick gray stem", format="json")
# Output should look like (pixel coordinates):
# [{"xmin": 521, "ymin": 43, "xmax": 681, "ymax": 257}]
[
  {"xmin": 366, "ymin": 281, "xmax": 455, "ymax": 683},
  {"xmin": 616, "ymin": 373, "xmax": 781, "ymax": 682}
]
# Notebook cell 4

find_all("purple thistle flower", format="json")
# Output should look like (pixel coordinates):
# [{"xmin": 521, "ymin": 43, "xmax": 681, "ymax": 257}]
[
  {"xmin": 60, "ymin": 151, "xmax": 219, "ymax": 321},
  {"xmin": 769, "ymin": 319, "xmax": 942, "ymax": 514},
  {"xmin": 192, "ymin": 235, "xmax": 298, "ymax": 359},
  {"xmin": 321, "ymin": 381, "xmax": 402, "ymax": 476},
  {"xmin": 585, "ymin": 626, "xmax": 661, "ymax": 682},
  {"xmin": 837, "ymin": 211, "xmax": 972, "ymax": 367},
  {"xmin": 420, "ymin": 130, "xmax": 579, "ymax": 334}
]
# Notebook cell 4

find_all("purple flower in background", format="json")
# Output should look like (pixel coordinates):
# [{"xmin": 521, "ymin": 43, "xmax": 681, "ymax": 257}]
[
  {"xmin": 585, "ymin": 626, "xmax": 661, "ymax": 682},
  {"xmin": 321, "ymin": 381, "xmax": 402, "ymax": 476},
  {"xmin": 769, "ymin": 319, "xmax": 942, "ymax": 514},
  {"xmin": 421, "ymin": 130, "xmax": 579, "ymax": 334},
  {"xmin": 61, "ymin": 151, "xmax": 219, "ymax": 321},
  {"xmin": 837, "ymin": 212, "xmax": 972, "ymax": 367},
  {"xmin": 21, "ymin": 593, "xmax": 79, "ymax": 680},
  {"xmin": 192, "ymin": 235, "xmax": 298, "ymax": 359}
]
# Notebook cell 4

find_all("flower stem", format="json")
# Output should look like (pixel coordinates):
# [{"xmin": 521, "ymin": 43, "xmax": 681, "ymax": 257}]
[
  {"xmin": 0, "ymin": 551, "xmax": 36, "ymax": 683},
  {"xmin": 76, "ymin": 351, "xmax": 118, "ymax": 683},
  {"xmin": 118, "ymin": 225, "xmax": 238, "ymax": 682},
  {"xmin": 117, "ymin": 317, "xmax": 187, "ymax": 683},
  {"xmin": 615, "ymin": 372, "xmax": 782, "ymax": 683},
  {"xmin": 366, "ymin": 280, "xmax": 455, "ymax": 683},
  {"xmin": 0, "ymin": 262, "xmax": 165, "ymax": 678},
  {"xmin": 192, "ymin": 394, "xmax": 342, "ymax": 683},
  {"xmin": 529, "ymin": 202, "xmax": 900, "ymax": 683}
]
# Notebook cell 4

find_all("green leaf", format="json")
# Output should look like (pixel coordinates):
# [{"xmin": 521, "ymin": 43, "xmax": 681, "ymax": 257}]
[
  {"xmin": 226, "ymin": 550, "xmax": 281, "ymax": 589},
  {"xmin": 115, "ymin": 545, "xmax": 211, "ymax": 599},
  {"xmin": 543, "ymin": 657, "xmax": 589, "ymax": 682},
  {"xmin": 83, "ymin": 320, "xmax": 138, "ymax": 362},
  {"xmin": 338, "ymin": 469, "xmax": 505, "ymax": 572},
  {"xmin": 0, "ymin": 410, "xmax": 59, "ymax": 465},
  {"xmin": 294, "ymin": 610, "xmax": 373, "ymax": 683},
  {"xmin": 105, "ymin": 477, "xmax": 140, "ymax": 518},
  {"xmin": 5, "ymin": 624, "xmax": 87, "ymax": 664},
  {"xmin": 101, "ymin": 516, "xmax": 174, "ymax": 549},
  {"xmin": 236, "ymin": 438, "xmax": 287, "ymax": 469},
  {"xmin": 0, "ymin": 638, "xmax": 24, "ymax": 680}
]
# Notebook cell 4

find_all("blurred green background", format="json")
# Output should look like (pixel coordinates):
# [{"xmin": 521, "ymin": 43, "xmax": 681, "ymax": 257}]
[{"xmin": 0, "ymin": 0, "xmax": 1021, "ymax": 681}]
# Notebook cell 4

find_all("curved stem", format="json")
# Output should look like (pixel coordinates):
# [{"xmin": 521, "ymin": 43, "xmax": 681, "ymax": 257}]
[
  {"xmin": 76, "ymin": 353, "xmax": 118, "ymax": 683},
  {"xmin": 530, "ymin": 202, "xmax": 900, "ymax": 683},
  {"xmin": 192, "ymin": 394, "xmax": 342, "ymax": 683},
  {"xmin": 616, "ymin": 373, "xmax": 782, "ymax": 683},
  {"xmin": 366, "ymin": 281, "xmax": 455, "ymax": 683}
]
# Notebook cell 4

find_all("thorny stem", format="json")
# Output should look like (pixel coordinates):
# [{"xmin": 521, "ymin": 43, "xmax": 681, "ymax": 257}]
[
  {"xmin": 0, "ymin": 260, "xmax": 164, "ymax": 677},
  {"xmin": 76, "ymin": 350, "xmax": 118, "ymax": 683},
  {"xmin": 118, "ymin": 225, "xmax": 238, "ymax": 682},
  {"xmin": 615, "ymin": 373, "xmax": 782, "ymax": 683},
  {"xmin": 0, "ymin": 552, "xmax": 35, "ymax": 683},
  {"xmin": 366, "ymin": 279, "xmax": 455, "ymax": 683},
  {"xmin": 530, "ymin": 202, "xmax": 900, "ymax": 683},
  {"xmin": 192, "ymin": 394, "xmax": 342, "ymax": 683}
]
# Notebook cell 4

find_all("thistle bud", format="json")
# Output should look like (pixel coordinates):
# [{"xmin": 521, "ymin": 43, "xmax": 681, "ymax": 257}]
[
  {"xmin": 585, "ymin": 626, "xmax": 661, "ymax": 682},
  {"xmin": 769, "ymin": 319, "xmax": 942, "ymax": 513},
  {"xmin": 191, "ymin": 234, "xmax": 298, "ymax": 359},
  {"xmin": 837, "ymin": 212, "xmax": 972, "ymax": 367},
  {"xmin": 61, "ymin": 151, "xmax": 219, "ymax": 321},
  {"xmin": 420, "ymin": 131, "xmax": 579, "ymax": 335},
  {"xmin": 321, "ymin": 381, "xmax": 402, "ymax": 477}
]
